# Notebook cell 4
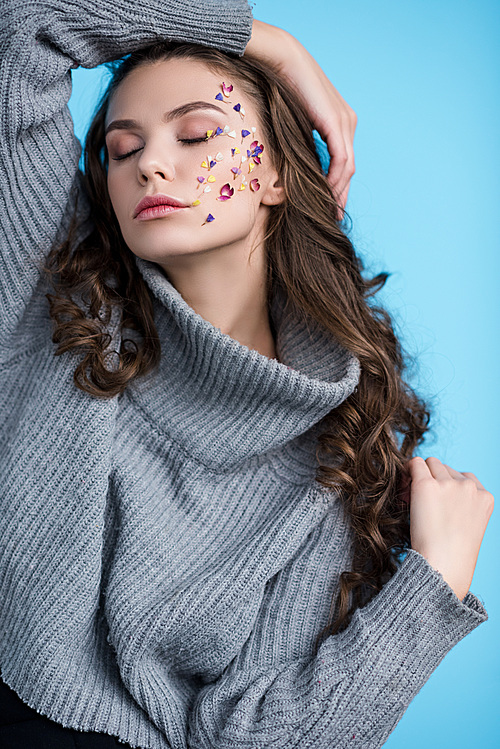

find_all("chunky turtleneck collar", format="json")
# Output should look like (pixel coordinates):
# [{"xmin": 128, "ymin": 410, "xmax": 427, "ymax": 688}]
[{"xmin": 129, "ymin": 257, "xmax": 361, "ymax": 471}]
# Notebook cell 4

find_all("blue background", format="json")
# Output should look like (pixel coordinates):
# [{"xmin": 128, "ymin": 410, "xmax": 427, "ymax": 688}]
[{"xmin": 68, "ymin": 2, "xmax": 499, "ymax": 746}]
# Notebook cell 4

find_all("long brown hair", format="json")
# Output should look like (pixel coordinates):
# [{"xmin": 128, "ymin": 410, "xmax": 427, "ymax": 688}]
[{"xmin": 42, "ymin": 42, "xmax": 430, "ymax": 651}]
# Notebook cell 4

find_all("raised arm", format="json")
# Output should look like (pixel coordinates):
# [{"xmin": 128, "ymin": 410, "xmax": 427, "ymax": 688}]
[
  {"xmin": 245, "ymin": 19, "xmax": 357, "ymax": 212},
  {"xmin": 0, "ymin": 0, "xmax": 253, "ymax": 358}
]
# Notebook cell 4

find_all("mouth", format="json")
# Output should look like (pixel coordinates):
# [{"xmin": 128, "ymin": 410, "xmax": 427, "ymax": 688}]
[{"xmin": 134, "ymin": 193, "xmax": 189, "ymax": 219}]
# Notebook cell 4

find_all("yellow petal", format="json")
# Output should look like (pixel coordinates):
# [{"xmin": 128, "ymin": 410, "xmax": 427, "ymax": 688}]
[
  {"xmin": 248, "ymin": 162, "xmax": 255, "ymax": 173},
  {"xmin": 207, "ymin": 175, "xmax": 216, "ymax": 183},
  {"xmin": 201, "ymin": 160, "xmax": 208, "ymax": 169},
  {"xmin": 234, "ymin": 147, "xmax": 240, "ymax": 154},
  {"xmin": 238, "ymin": 183, "xmax": 246, "ymax": 191},
  {"xmin": 206, "ymin": 130, "xmax": 213, "ymax": 138},
  {"xmin": 191, "ymin": 199, "xmax": 201, "ymax": 206}
]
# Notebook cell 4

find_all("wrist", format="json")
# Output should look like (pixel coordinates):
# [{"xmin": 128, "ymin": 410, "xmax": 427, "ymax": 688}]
[{"xmin": 244, "ymin": 19, "xmax": 294, "ymax": 66}]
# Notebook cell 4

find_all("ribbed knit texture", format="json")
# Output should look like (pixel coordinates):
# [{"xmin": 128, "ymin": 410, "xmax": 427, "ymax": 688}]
[{"xmin": 0, "ymin": 2, "xmax": 488, "ymax": 748}]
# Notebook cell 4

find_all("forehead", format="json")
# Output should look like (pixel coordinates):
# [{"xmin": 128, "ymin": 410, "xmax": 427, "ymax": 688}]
[{"xmin": 106, "ymin": 57, "xmax": 253, "ymax": 124}]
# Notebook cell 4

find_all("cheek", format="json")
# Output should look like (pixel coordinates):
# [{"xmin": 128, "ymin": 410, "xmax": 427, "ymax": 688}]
[
  {"xmin": 190, "ymin": 134, "xmax": 263, "ymax": 220},
  {"xmin": 106, "ymin": 173, "xmax": 122, "ymax": 216}
]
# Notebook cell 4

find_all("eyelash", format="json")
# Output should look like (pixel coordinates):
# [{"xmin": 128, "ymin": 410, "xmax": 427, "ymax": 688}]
[{"xmin": 111, "ymin": 137, "xmax": 207, "ymax": 161}]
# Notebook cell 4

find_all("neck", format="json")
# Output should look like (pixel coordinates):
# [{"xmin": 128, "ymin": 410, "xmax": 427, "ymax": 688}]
[
  {"xmin": 131, "ymin": 254, "xmax": 362, "ymax": 469},
  {"xmin": 155, "ymin": 232, "xmax": 278, "ymax": 361}
]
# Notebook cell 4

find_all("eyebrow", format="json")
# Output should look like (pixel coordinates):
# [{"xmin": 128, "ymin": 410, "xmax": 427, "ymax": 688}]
[{"xmin": 104, "ymin": 101, "xmax": 227, "ymax": 136}]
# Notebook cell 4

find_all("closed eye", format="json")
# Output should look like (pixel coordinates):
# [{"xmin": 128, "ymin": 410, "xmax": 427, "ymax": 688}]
[
  {"xmin": 111, "ymin": 147, "xmax": 143, "ymax": 162},
  {"xmin": 111, "ymin": 137, "xmax": 208, "ymax": 161},
  {"xmin": 180, "ymin": 137, "xmax": 208, "ymax": 145}
]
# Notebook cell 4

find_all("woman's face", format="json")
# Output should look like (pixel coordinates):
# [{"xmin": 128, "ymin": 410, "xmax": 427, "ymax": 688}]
[{"xmin": 105, "ymin": 57, "xmax": 283, "ymax": 266}]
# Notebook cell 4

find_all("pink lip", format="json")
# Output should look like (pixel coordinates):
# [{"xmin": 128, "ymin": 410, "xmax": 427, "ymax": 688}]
[{"xmin": 134, "ymin": 193, "xmax": 189, "ymax": 219}]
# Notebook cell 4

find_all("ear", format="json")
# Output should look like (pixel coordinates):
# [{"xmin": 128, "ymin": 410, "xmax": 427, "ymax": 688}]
[{"xmin": 260, "ymin": 168, "xmax": 285, "ymax": 207}]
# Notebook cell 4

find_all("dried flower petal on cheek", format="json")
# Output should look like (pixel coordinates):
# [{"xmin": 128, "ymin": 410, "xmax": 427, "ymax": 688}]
[
  {"xmin": 216, "ymin": 183, "xmax": 234, "ymax": 201},
  {"xmin": 201, "ymin": 157, "xmax": 217, "ymax": 170},
  {"xmin": 247, "ymin": 140, "xmax": 264, "ymax": 165},
  {"xmin": 233, "ymin": 103, "xmax": 245, "ymax": 119}
]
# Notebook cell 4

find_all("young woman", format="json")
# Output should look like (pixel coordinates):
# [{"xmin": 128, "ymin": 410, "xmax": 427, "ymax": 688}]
[{"xmin": 0, "ymin": 1, "xmax": 493, "ymax": 748}]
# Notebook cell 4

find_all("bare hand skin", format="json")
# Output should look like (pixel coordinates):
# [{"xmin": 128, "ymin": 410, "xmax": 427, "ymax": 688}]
[
  {"xmin": 408, "ymin": 457, "xmax": 494, "ymax": 601},
  {"xmin": 245, "ymin": 19, "xmax": 357, "ymax": 213}
]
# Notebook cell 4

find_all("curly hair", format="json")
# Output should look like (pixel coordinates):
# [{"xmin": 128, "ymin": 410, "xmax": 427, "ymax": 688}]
[{"xmin": 41, "ymin": 41, "xmax": 430, "ymax": 653}]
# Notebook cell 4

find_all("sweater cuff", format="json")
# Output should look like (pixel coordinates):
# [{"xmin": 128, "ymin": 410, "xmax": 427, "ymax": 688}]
[
  {"xmin": 137, "ymin": 0, "xmax": 255, "ymax": 57},
  {"xmin": 317, "ymin": 548, "xmax": 488, "ymax": 703}
]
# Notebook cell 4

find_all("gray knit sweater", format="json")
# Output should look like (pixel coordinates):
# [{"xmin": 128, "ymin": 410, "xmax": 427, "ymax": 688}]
[{"xmin": 0, "ymin": 1, "xmax": 488, "ymax": 748}]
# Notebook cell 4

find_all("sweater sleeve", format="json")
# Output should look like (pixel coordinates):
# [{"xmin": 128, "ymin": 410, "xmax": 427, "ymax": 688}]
[
  {"xmin": 0, "ymin": 0, "xmax": 253, "ymax": 358},
  {"xmin": 188, "ymin": 549, "xmax": 487, "ymax": 749}
]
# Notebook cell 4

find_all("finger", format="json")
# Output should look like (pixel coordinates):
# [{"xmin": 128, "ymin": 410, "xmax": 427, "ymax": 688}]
[
  {"xmin": 327, "ymin": 142, "xmax": 355, "ymax": 213},
  {"xmin": 337, "ymin": 181, "xmax": 351, "ymax": 213},
  {"xmin": 443, "ymin": 465, "xmax": 486, "ymax": 491},
  {"xmin": 332, "ymin": 185, "xmax": 349, "ymax": 223},
  {"xmin": 442, "ymin": 463, "xmax": 468, "ymax": 481},
  {"xmin": 326, "ymin": 132, "xmax": 355, "ymax": 194},
  {"xmin": 329, "ymin": 159, "xmax": 354, "ymax": 208},
  {"xmin": 462, "ymin": 471, "xmax": 486, "ymax": 491},
  {"xmin": 407, "ymin": 456, "xmax": 432, "ymax": 482},
  {"xmin": 425, "ymin": 456, "xmax": 450, "ymax": 480},
  {"xmin": 325, "ymin": 128, "xmax": 349, "ymax": 190}
]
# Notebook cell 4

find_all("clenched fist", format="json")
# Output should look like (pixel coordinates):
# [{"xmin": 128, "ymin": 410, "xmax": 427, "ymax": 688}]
[{"xmin": 408, "ymin": 456, "xmax": 494, "ymax": 601}]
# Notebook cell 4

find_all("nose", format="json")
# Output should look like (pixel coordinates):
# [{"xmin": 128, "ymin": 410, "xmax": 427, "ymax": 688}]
[{"xmin": 137, "ymin": 144, "xmax": 175, "ymax": 184}]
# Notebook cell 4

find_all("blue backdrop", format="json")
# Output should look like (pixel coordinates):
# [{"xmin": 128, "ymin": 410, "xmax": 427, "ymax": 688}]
[{"xmin": 68, "ymin": 1, "xmax": 499, "ymax": 746}]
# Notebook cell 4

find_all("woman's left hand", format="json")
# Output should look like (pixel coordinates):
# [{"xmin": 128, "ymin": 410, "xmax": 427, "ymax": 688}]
[{"xmin": 244, "ymin": 19, "xmax": 357, "ymax": 211}]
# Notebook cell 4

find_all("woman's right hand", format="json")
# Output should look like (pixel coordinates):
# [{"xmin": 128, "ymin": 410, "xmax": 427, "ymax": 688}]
[
  {"xmin": 407, "ymin": 456, "xmax": 494, "ymax": 601},
  {"xmin": 244, "ymin": 19, "xmax": 357, "ymax": 212}
]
